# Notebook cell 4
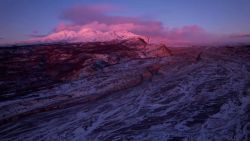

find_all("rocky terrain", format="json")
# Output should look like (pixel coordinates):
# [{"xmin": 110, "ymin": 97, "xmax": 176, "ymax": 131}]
[{"xmin": 0, "ymin": 38, "xmax": 249, "ymax": 141}]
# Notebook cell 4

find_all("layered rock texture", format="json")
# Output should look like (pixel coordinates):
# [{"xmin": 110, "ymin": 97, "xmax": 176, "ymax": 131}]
[{"xmin": 0, "ymin": 39, "xmax": 249, "ymax": 141}]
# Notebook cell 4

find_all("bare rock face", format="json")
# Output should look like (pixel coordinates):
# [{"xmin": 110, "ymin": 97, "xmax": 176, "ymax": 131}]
[
  {"xmin": 0, "ymin": 41, "xmax": 250, "ymax": 141},
  {"xmin": 145, "ymin": 44, "xmax": 172, "ymax": 58},
  {"xmin": 121, "ymin": 37, "xmax": 147, "ymax": 49}
]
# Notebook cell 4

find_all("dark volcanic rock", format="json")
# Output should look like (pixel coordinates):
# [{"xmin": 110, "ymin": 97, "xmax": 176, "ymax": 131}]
[
  {"xmin": 0, "ymin": 40, "xmax": 147, "ymax": 100},
  {"xmin": 146, "ymin": 44, "xmax": 172, "ymax": 57}
]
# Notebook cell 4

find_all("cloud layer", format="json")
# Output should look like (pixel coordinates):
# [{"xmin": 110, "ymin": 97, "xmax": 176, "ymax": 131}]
[{"xmin": 28, "ymin": 4, "xmax": 250, "ymax": 46}]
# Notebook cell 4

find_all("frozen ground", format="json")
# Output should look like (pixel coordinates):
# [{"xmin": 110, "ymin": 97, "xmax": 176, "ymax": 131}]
[{"xmin": 0, "ymin": 40, "xmax": 250, "ymax": 141}]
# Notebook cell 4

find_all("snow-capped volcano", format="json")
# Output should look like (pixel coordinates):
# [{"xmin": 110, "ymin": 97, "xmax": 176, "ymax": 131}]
[{"xmin": 30, "ymin": 28, "xmax": 145, "ymax": 43}]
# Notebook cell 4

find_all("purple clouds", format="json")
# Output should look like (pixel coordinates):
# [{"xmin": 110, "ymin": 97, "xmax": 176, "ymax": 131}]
[{"xmin": 28, "ymin": 4, "xmax": 250, "ymax": 46}]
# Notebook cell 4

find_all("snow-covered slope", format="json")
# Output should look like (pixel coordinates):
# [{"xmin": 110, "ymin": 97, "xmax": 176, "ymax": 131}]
[
  {"xmin": 0, "ymin": 42, "xmax": 249, "ymax": 141},
  {"xmin": 29, "ymin": 28, "xmax": 145, "ymax": 43}
]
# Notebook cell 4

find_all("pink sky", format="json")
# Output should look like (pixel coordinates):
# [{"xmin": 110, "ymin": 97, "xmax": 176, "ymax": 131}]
[{"xmin": 22, "ymin": 4, "xmax": 250, "ymax": 46}]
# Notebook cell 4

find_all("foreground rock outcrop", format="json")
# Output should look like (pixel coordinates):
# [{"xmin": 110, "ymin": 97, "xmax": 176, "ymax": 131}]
[{"xmin": 0, "ymin": 40, "xmax": 249, "ymax": 141}]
